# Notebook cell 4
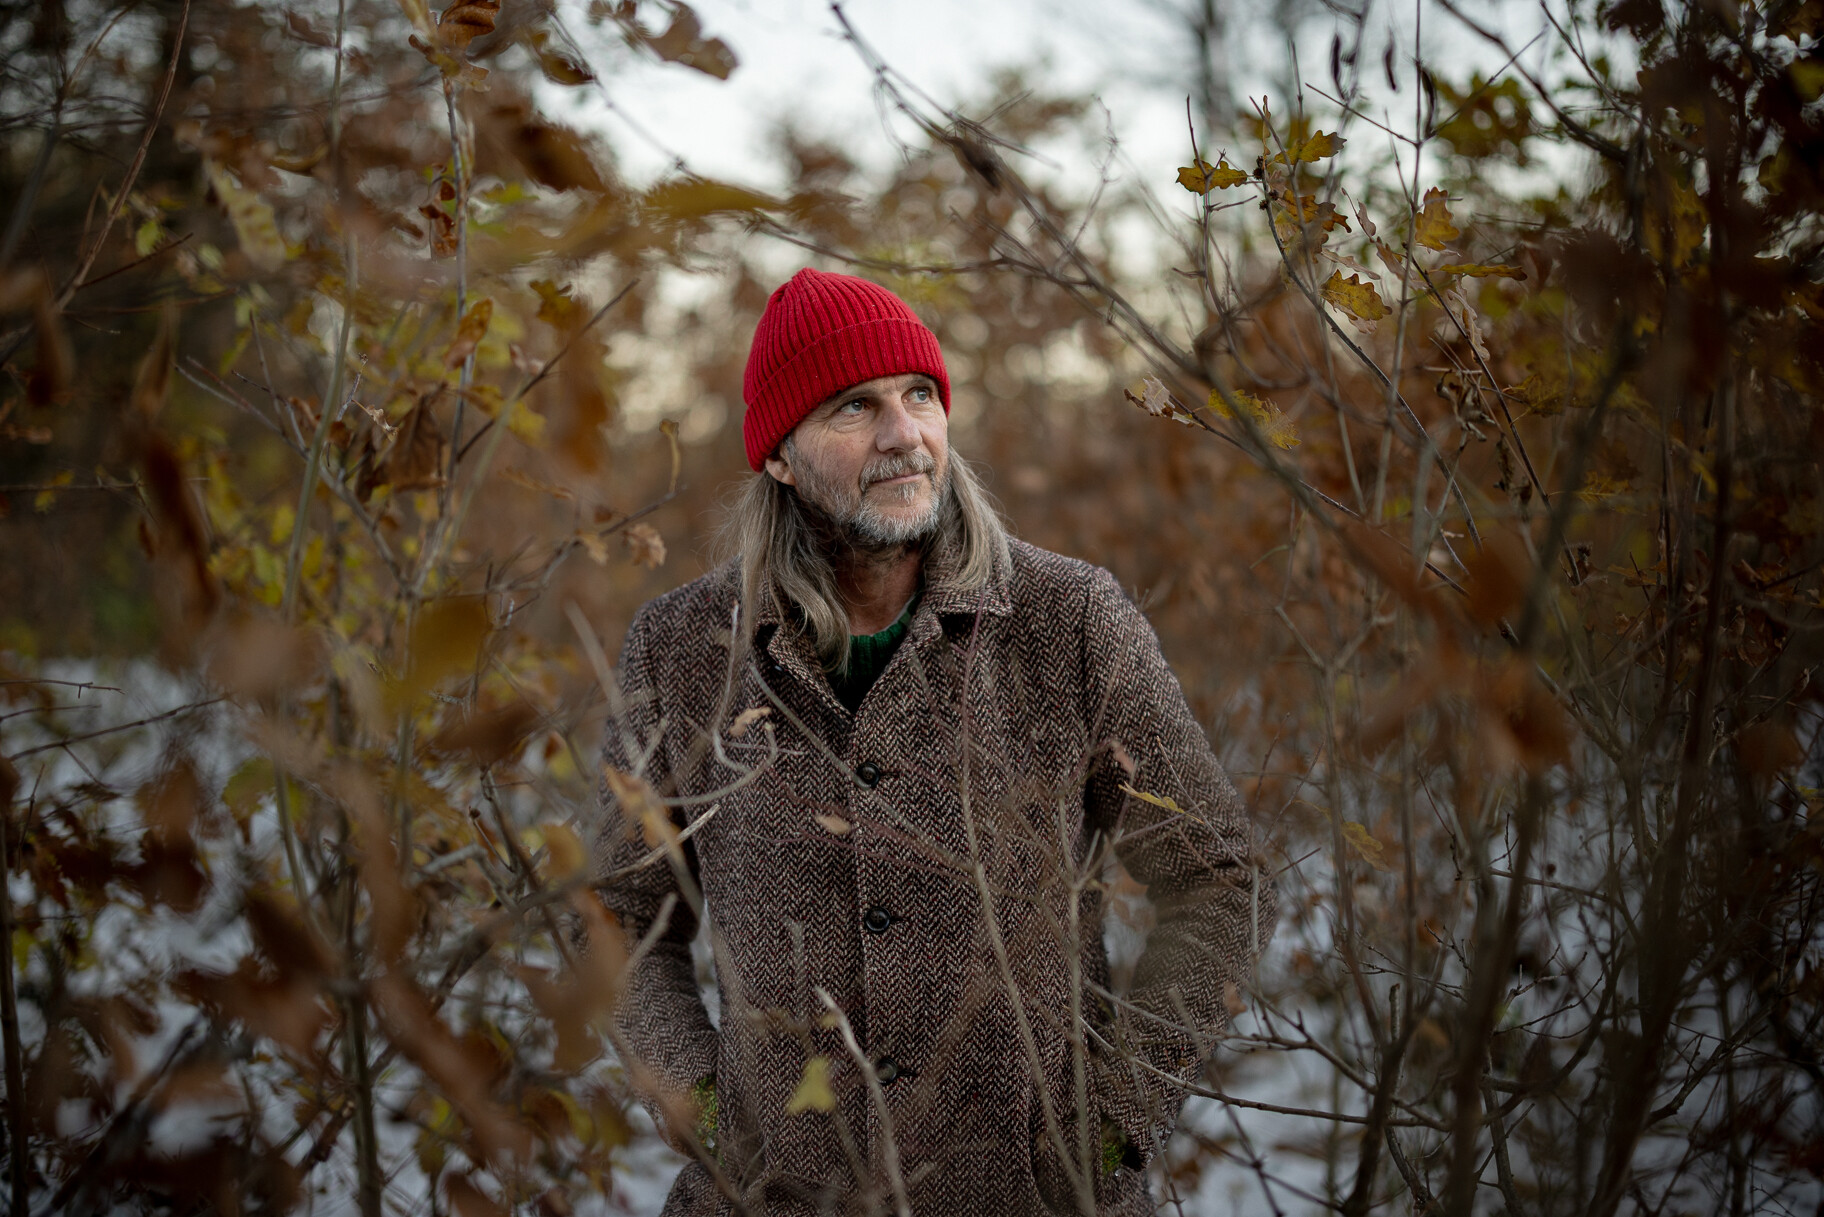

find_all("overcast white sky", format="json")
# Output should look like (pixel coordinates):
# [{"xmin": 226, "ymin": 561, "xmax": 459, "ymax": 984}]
[{"xmin": 544, "ymin": 0, "xmax": 1569, "ymax": 208}]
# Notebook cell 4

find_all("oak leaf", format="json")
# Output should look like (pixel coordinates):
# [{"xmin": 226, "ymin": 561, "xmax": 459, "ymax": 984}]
[
  {"xmin": 634, "ymin": 3, "xmax": 737, "ymax": 79},
  {"xmin": 437, "ymin": 0, "xmax": 499, "ymax": 52},
  {"xmin": 625, "ymin": 522, "xmax": 666, "ymax": 569},
  {"xmin": 206, "ymin": 162, "xmax": 287, "ymax": 273},
  {"xmin": 1321, "ymin": 270, "xmax": 1390, "ymax": 323},
  {"xmin": 1276, "ymin": 130, "xmax": 1347, "ymax": 164},
  {"xmin": 1342, "ymin": 821, "xmax": 1393, "ymax": 871},
  {"xmin": 1176, "ymin": 158, "xmax": 1249, "ymax": 193},
  {"xmin": 1415, "ymin": 187, "xmax": 1460, "ymax": 251},
  {"xmin": 1123, "ymin": 376, "xmax": 1195, "ymax": 425},
  {"xmin": 1210, "ymin": 388, "xmax": 1300, "ymax": 450},
  {"xmin": 530, "ymin": 279, "xmax": 583, "ymax": 331}
]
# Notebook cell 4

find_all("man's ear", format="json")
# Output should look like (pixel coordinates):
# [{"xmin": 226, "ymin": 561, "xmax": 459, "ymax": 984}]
[{"xmin": 763, "ymin": 449, "xmax": 797, "ymax": 487}]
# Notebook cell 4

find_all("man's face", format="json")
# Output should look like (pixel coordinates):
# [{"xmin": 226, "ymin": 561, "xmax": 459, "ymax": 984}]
[{"xmin": 764, "ymin": 372, "xmax": 950, "ymax": 546}]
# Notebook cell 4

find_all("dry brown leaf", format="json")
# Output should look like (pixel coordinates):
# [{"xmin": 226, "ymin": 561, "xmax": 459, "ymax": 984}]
[
  {"xmin": 637, "ymin": 3, "xmax": 737, "ymax": 79},
  {"xmin": 437, "ymin": 0, "xmax": 499, "ymax": 52},
  {"xmin": 444, "ymin": 297, "xmax": 493, "ymax": 367},
  {"xmin": 729, "ymin": 706, "xmax": 772, "ymax": 737},
  {"xmin": 284, "ymin": 9, "xmax": 337, "ymax": 47},
  {"xmin": 206, "ymin": 613, "xmax": 323, "ymax": 702},
  {"xmin": 520, "ymin": 892, "xmax": 626, "ymax": 1071},
  {"xmin": 625, "ymin": 522, "xmax": 666, "ymax": 568},
  {"xmin": 428, "ymin": 699, "xmax": 540, "ymax": 767},
  {"xmin": 446, "ymin": 1176, "xmax": 508, "ymax": 1217},
  {"xmin": 369, "ymin": 395, "xmax": 447, "ymax": 495},
  {"xmin": 332, "ymin": 766, "xmax": 414, "ymax": 965},
  {"xmin": 1462, "ymin": 533, "xmax": 1531, "ymax": 627},
  {"xmin": 372, "ymin": 971, "xmax": 531, "ymax": 1163},
  {"xmin": 1123, "ymin": 376, "xmax": 1195, "ymax": 425}
]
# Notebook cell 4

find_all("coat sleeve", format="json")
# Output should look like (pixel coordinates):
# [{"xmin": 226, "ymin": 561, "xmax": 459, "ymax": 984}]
[
  {"xmin": 1077, "ymin": 566, "xmax": 1277, "ymax": 1165},
  {"xmin": 589, "ymin": 602, "xmax": 718, "ymax": 1135}
]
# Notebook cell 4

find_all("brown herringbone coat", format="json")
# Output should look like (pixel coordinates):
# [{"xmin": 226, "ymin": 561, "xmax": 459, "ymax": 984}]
[{"xmin": 591, "ymin": 537, "xmax": 1275, "ymax": 1216}]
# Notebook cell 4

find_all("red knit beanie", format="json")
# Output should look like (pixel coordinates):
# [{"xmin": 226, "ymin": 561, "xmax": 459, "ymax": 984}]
[{"xmin": 741, "ymin": 269, "xmax": 950, "ymax": 471}]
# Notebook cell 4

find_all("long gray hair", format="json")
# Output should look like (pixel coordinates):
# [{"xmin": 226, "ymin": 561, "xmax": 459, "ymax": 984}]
[{"xmin": 715, "ymin": 450, "xmax": 1011, "ymax": 675}]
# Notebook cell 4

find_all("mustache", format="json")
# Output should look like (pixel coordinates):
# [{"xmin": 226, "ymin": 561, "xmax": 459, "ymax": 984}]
[{"xmin": 861, "ymin": 451, "xmax": 936, "ymax": 489}]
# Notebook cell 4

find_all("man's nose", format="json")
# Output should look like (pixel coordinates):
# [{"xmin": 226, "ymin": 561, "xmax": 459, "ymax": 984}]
[{"xmin": 874, "ymin": 398, "xmax": 922, "ymax": 451}]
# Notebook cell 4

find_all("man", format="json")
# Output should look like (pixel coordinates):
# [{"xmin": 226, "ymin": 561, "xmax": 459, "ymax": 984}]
[{"xmin": 591, "ymin": 268, "xmax": 1275, "ymax": 1216}]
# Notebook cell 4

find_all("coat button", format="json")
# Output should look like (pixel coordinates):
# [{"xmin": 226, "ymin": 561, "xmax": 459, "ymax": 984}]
[
  {"xmin": 855, "ymin": 762, "xmax": 881, "ymax": 788},
  {"xmin": 862, "ymin": 906, "xmax": 893, "ymax": 934},
  {"xmin": 875, "ymin": 1057, "xmax": 903, "ymax": 1085}
]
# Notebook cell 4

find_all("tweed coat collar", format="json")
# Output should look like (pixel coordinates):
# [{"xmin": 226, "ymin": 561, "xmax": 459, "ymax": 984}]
[
  {"xmin": 738, "ymin": 531, "xmax": 1011, "ymax": 722},
  {"xmin": 743, "ymin": 532, "xmax": 1016, "ymax": 632}
]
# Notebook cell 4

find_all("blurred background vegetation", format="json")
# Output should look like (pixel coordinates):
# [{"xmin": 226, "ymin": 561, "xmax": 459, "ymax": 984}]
[{"xmin": 1, "ymin": 0, "xmax": 1821, "ymax": 1213}]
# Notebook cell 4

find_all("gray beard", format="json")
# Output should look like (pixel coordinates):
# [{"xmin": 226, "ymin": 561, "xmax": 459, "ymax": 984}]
[{"xmin": 785, "ymin": 440, "xmax": 950, "ymax": 548}]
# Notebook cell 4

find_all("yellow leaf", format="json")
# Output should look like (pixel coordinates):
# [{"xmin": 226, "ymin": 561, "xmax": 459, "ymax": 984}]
[
  {"xmin": 812, "ymin": 813, "xmax": 852, "ymax": 836},
  {"xmin": 444, "ymin": 298, "xmax": 493, "ymax": 367},
  {"xmin": 1414, "ymin": 187, "xmax": 1460, "ymax": 251},
  {"xmin": 1119, "ymin": 783, "xmax": 1187, "ymax": 815},
  {"xmin": 1321, "ymin": 271, "xmax": 1390, "ymax": 323},
  {"xmin": 395, "ymin": 597, "xmax": 491, "ymax": 708},
  {"xmin": 643, "ymin": 178, "xmax": 777, "ymax": 222},
  {"xmin": 541, "ymin": 822, "xmax": 585, "ymax": 879},
  {"xmin": 505, "ymin": 399, "xmax": 546, "ymax": 445},
  {"xmin": 1436, "ymin": 263, "xmax": 1526, "ymax": 279},
  {"xmin": 206, "ymin": 162, "xmax": 286, "ymax": 273},
  {"xmin": 785, "ymin": 1057, "xmax": 835, "ymax": 1114},
  {"xmin": 1210, "ymin": 389, "xmax": 1300, "ymax": 450},
  {"xmin": 1342, "ymin": 821, "xmax": 1393, "ymax": 872},
  {"xmin": 530, "ymin": 279, "xmax": 583, "ymax": 331},
  {"xmin": 33, "ymin": 469, "xmax": 73, "ymax": 513},
  {"xmin": 1791, "ymin": 58, "xmax": 1824, "ymax": 103},
  {"xmin": 1276, "ymin": 130, "xmax": 1347, "ymax": 164},
  {"xmin": 1176, "ymin": 158, "xmax": 1249, "ymax": 193}
]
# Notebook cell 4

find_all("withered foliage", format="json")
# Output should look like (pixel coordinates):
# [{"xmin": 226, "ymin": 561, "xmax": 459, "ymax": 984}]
[{"xmin": 1, "ymin": 0, "xmax": 1821, "ymax": 1214}]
